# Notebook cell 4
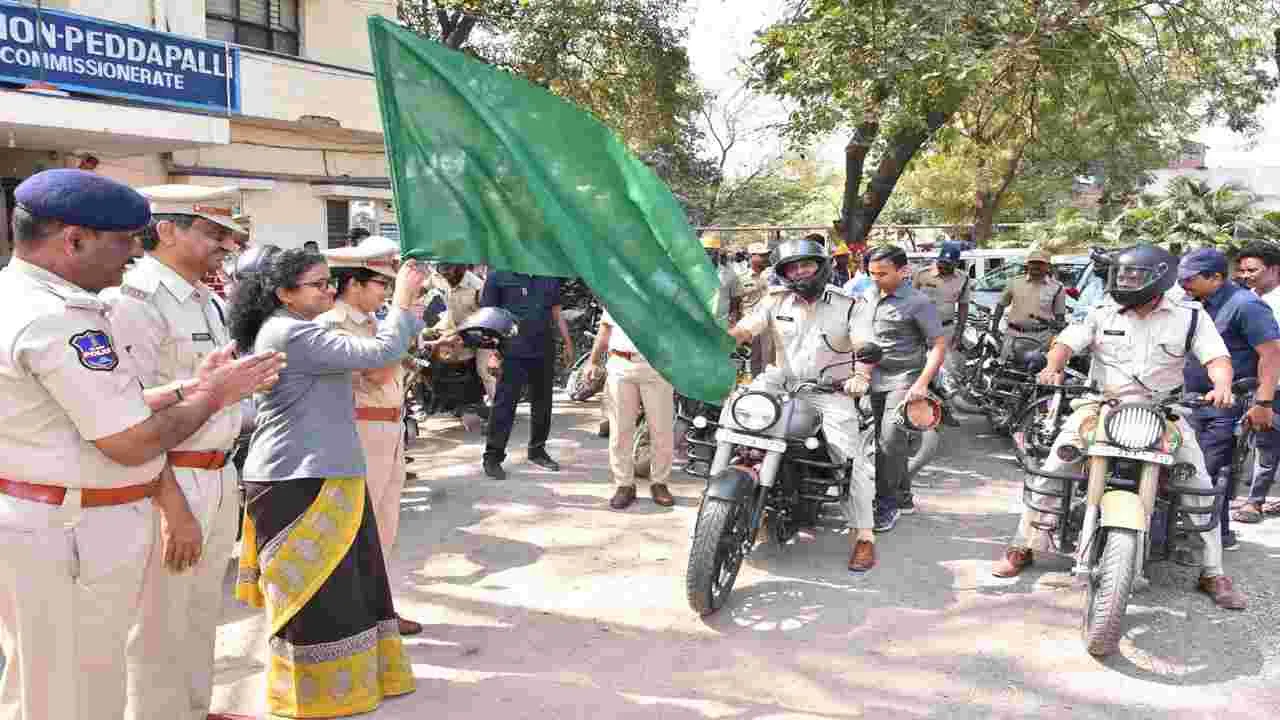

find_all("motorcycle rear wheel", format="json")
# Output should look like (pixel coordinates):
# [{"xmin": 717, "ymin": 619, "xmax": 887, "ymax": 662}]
[
  {"xmin": 686, "ymin": 497, "xmax": 750, "ymax": 616},
  {"xmin": 1083, "ymin": 527, "xmax": 1139, "ymax": 657},
  {"xmin": 633, "ymin": 415, "xmax": 653, "ymax": 479}
]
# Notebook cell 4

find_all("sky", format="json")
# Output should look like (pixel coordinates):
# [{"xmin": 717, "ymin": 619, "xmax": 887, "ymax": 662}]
[{"xmin": 685, "ymin": 0, "xmax": 845, "ymax": 176}]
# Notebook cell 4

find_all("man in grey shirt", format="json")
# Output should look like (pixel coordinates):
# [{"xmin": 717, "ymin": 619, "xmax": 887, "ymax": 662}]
[{"xmin": 853, "ymin": 245, "xmax": 947, "ymax": 531}]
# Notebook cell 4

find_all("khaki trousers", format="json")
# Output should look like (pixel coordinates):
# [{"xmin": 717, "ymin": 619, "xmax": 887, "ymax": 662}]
[
  {"xmin": 126, "ymin": 466, "xmax": 239, "ymax": 720},
  {"xmin": 607, "ymin": 356, "xmax": 674, "ymax": 486},
  {"xmin": 0, "ymin": 498, "xmax": 152, "ymax": 720},
  {"xmin": 358, "ymin": 417, "xmax": 408, "ymax": 555}
]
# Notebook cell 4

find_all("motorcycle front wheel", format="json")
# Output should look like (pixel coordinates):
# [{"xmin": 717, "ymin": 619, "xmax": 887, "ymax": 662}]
[
  {"xmin": 686, "ymin": 496, "xmax": 750, "ymax": 616},
  {"xmin": 1083, "ymin": 527, "xmax": 1139, "ymax": 657}
]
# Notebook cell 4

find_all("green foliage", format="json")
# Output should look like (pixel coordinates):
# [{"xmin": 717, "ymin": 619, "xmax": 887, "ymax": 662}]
[
  {"xmin": 751, "ymin": 0, "xmax": 1278, "ymax": 240},
  {"xmin": 1111, "ymin": 177, "xmax": 1280, "ymax": 250}
]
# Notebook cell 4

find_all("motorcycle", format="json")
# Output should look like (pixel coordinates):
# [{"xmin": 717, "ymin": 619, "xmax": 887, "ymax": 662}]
[
  {"xmin": 685, "ymin": 342, "xmax": 883, "ymax": 616},
  {"xmin": 1016, "ymin": 378, "xmax": 1250, "ymax": 656},
  {"xmin": 402, "ymin": 291, "xmax": 490, "ymax": 439},
  {"xmin": 557, "ymin": 281, "xmax": 603, "ymax": 396}
]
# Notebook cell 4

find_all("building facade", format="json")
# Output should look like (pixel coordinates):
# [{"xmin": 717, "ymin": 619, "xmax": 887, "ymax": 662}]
[{"xmin": 1, "ymin": 0, "xmax": 399, "ymax": 262}]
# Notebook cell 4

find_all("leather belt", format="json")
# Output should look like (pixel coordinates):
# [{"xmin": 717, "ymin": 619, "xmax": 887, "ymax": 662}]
[
  {"xmin": 355, "ymin": 406, "xmax": 401, "ymax": 422},
  {"xmin": 168, "ymin": 450, "xmax": 230, "ymax": 470},
  {"xmin": 0, "ymin": 478, "xmax": 159, "ymax": 508},
  {"xmin": 610, "ymin": 349, "xmax": 640, "ymax": 361},
  {"xmin": 1008, "ymin": 322, "xmax": 1046, "ymax": 333}
]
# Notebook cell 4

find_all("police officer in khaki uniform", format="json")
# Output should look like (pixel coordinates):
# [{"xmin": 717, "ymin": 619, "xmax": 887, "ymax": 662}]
[
  {"xmin": 702, "ymin": 232, "xmax": 740, "ymax": 325},
  {"xmin": 729, "ymin": 239, "xmax": 879, "ymax": 571},
  {"xmin": 994, "ymin": 245, "xmax": 1247, "ymax": 610},
  {"xmin": 737, "ymin": 242, "xmax": 774, "ymax": 375},
  {"xmin": 102, "ymin": 185, "xmax": 249, "ymax": 720},
  {"xmin": 0, "ymin": 169, "xmax": 282, "ymax": 720},
  {"xmin": 583, "ymin": 308, "xmax": 676, "ymax": 510},
  {"xmin": 912, "ymin": 242, "xmax": 971, "ymax": 389},
  {"xmin": 430, "ymin": 261, "xmax": 495, "ymax": 404},
  {"xmin": 991, "ymin": 249, "xmax": 1066, "ymax": 357}
]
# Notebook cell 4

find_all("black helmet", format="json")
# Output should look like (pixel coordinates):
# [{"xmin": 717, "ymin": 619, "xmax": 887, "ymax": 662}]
[
  {"xmin": 1106, "ymin": 244, "xmax": 1176, "ymax": 308},
  {"xmin": 773, "ymin": 238, "xmax": 832, "ymax": 299},
  {"xmin": 456, "ymin": 307, "xmax": 520, "ymax": 349}
]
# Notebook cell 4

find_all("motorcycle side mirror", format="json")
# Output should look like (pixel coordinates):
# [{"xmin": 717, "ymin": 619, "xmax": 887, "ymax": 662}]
[{"xmin": 853, "ymin": 342, "xmax": 883, "ymax": 365}]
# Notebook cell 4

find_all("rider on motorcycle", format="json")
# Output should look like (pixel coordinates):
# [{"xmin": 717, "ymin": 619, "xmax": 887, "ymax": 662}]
[
  {"xmin": 727, "ymin": 238, "xmax": 878, "ymax": 571},
  {"xmin": 993, "ymin": 244, "xmax": 1247, "ymax": 610}
]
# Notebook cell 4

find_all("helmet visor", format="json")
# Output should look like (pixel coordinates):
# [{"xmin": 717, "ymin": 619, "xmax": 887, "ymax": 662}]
[{"xmin": 1107, "ymin": 263, "xmax": 1165, "ymax": 294}]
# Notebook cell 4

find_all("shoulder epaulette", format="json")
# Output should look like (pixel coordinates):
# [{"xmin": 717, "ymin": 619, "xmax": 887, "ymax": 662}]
[{"xmin": 119, "ymin": 284, "xmax": 151, "ymax": 301}]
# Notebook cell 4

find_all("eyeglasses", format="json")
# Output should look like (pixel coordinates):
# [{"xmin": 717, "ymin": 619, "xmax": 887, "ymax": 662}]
[{"xmin": 298, "ymin": 278, "xmax": 335, "ymax": 290}]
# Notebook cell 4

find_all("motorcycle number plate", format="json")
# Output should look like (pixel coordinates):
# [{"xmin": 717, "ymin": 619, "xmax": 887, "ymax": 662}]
[
  {"xmin": 1087, "ymin": 443, "xmax": 1174, "ymax": 465},
  {"xmin": 715, "ymin": 429, "xmax": 786, "ymax": 453}
]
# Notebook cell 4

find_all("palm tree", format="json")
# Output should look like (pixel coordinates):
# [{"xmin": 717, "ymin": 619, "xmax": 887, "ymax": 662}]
[{"xmin": 1110, "ymin": 177, "xmax": 1277, "ymax": 249}]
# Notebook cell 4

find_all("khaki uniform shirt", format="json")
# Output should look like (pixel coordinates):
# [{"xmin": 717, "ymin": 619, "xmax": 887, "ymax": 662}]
[
  {"xmin": 101, "ymin": 255, "xmax": 241, "ymax": 453},
  {"xmin": 1001, "ymin": 275, "xmax": 1066, "ymax": 330},
  {"xmin": 739, "ymin": 286, "xmax": 860, "ymax": 383},
  {"xmin": 715, "ymin": 264, "xmax": 739, "ymax": 323},
  {"xmin": 1057, "ymin": 295, "xmax": 1227, "ymax": 397},
  {"xmin": 317, "ymin": 301, "xmax": 404, "ymax": 408},
  {"xmin": 911, "ymin": 266, "xmax": 971, "ymax": 329},
  {"xmin": 736, "ymin": 268, "xmax": 771, "ymax": 316},
  {"xmin": 430, "ymin": 271, "xmax": 484, "ymax": 362},
  {"xmin": 0, "ymin": 259, "xmax": 164, "ymax": 527}
]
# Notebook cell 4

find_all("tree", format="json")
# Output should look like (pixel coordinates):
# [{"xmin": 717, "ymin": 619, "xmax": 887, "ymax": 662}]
[
  {"xmin": 752, "ymin": 1, "xmax": 1277, "ymax": 246},
  {"xmin": 1111, "ymin": 177, "xmax": 1280, "ymax": 249},
  {"xmin": 396, "ymin": 1, "xmax": 703, "ymax": 152}
]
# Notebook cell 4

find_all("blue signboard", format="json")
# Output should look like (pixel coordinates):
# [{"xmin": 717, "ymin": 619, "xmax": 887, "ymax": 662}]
[{"xmin": 0, "ymin": 1, "xmax": 239, "ymax": 113}]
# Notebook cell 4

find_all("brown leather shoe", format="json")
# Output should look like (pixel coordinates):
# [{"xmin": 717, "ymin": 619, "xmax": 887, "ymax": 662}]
[
  {"xmin": 992, "ymin": 547, "xmax": 1033, "ymax": 578},
  {"xmin": 397, "ymin": 615, "xmax": 424, "ymax": 635},
  {"xmin": 848, "ymin": 540, "xmax": 876, "ymax": 572},
  {"xmin": 1198, "ymin": 574, "xmax": 1247, "ymax": 610},
  {"xmin": 610, "ymin": 485, "xmax": 637, "ymax": 510},
  {"xmin": 650, "ymin": 483, "xmax": 675, "ymax": 507}
]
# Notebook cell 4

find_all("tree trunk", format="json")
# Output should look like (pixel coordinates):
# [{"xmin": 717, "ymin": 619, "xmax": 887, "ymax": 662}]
[
  {"xmin": 973, "ymin": 195, "xmax": 997, "ymax": 245},
  {"xmin": 840, "ymin": 121, "xmax": 880, "ymax": 241},
  {"xmin": 845, "ymin": 109, "xmax": 954, "ymax": 245}
]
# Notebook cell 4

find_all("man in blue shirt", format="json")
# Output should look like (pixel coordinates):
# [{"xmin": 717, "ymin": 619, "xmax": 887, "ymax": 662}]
[
  {"xmin": 1180, "ymin": 248, "xmax": 1280, "ymax": 550},
  {"xmin": 480, "ymin": 271, "xmax": 575, "ymax": 479}
]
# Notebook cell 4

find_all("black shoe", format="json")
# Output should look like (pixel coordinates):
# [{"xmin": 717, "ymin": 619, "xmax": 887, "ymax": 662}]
[
  {"xmin": 528, "ymin": 451, "xmax": 560, "ymax": 472},
  {"xmin": 898, "ymin": 494, "xmax": 915, "ymax": 515},
  {"xmin": 483, "ymin": 458, "xmax": 506, "ymax": 480},
  {"xmin": 873, "ymin": 500, "xmax": 899, "ymax": 533}
]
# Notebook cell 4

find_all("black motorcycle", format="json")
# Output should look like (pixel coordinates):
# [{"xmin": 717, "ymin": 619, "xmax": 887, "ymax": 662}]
[{"xmin": 685, "ymin": 344, "xmax": 883, "ymax": 615}]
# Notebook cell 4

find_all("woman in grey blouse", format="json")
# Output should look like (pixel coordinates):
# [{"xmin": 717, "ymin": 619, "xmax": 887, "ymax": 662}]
[{"xmin": 226, "ymin": 247, "xmax": 425, "ymax": 718}]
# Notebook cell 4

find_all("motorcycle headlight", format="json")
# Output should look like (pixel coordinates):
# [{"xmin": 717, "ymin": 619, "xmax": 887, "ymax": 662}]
[
  {"xmin": 1103, "ymin": 404, "xmax": 1164, "ymax": 450},
  {"xmin": 731, "ymin": 392, "xmax": 779, "ymax": 432}
]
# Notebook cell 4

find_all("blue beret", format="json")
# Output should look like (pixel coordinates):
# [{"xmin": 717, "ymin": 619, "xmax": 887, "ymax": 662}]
[
  {"xmin": 14, "ymin": 169, "xmax": 151, "ymax": 231},
  {"xmin": 1178, "ymin": 247, "xmax": 1228, "ymax": 281}
]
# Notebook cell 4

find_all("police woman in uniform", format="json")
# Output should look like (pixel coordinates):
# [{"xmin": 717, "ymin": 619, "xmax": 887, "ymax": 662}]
[{"xmin": 229, "ymin": 248, "xmax": 427, "ymax": 718}]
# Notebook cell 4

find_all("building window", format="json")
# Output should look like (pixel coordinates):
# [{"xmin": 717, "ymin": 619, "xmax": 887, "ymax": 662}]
[{"xmin": 207, "ymin": 0, "xmax": 299, "ymax": 56}]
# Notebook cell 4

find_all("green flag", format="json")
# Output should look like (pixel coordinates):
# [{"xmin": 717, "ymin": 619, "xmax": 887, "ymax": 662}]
[{"xmin": 367, "ymin": 16, "xmax": 735, "ymax": 403}]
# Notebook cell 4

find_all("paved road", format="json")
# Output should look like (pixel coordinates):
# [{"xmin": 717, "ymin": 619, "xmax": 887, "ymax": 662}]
[{"xmin": 211, "ymin": 395, "xmax": 1280, "ymax": 719}]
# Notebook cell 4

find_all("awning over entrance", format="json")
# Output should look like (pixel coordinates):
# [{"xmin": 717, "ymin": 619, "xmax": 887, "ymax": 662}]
[{"xmin": 0, "ymin": 89, "xmax": 229, "ymax": 156}]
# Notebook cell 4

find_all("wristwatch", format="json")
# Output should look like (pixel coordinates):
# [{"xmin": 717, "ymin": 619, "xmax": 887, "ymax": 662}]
[{"xmin": 1254, "ymin": 399, "xmax": 1274, "ymax": 408}]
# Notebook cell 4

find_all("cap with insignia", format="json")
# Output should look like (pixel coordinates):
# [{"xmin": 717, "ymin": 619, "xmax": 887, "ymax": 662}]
[
  {"xmin": 137, "ymin": 184, "xmax": 247, "ymax": 235},
  {"xmin": 322, "ymin": 235, "xmax": 400, "ymax": 278},
  {"xmin": 747, "ymin": 242, "xmax": 769, "ymax": 256},
  {"xmin": 14, "ymin": 169, "xmax": 150, "ymax": 231}
]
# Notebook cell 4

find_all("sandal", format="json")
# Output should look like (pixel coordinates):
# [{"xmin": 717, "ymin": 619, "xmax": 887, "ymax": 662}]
[{"xmin": 1232, "ymin": 503, "xmax": 1264, "ymax": 524}]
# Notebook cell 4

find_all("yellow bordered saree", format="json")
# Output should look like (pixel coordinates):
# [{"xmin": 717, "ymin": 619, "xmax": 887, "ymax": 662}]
[{"xmin": 237, "ymin": 476, "xmax": 414, "ymax": 718}]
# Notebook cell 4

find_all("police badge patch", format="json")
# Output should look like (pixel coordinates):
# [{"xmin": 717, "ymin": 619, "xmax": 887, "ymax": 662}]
[{"xmin": 69, "ymin": 330, "xmax": 119, "ymax": 371}]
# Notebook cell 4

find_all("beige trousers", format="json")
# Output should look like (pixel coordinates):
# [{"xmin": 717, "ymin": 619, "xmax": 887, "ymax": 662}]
[
  {"xmin": 126, "ymin": 465, "xmax": 239, "ymax": 720},
  {"xmin": 0, "ymin": 498, "xmax": 152, "ymax": 720},
  {"xmin": 607, "ymin": 356, "xmax": 674, "ymax": 487},
  {"xmin": 358, "ymin": 417, "xmax": 408, "ymax": 554}
]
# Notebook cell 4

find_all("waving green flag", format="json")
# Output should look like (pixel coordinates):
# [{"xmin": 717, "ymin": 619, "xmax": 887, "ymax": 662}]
[{"xmin": 367, "ymin": 16, "xmax": 735, "ymax": 403}]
